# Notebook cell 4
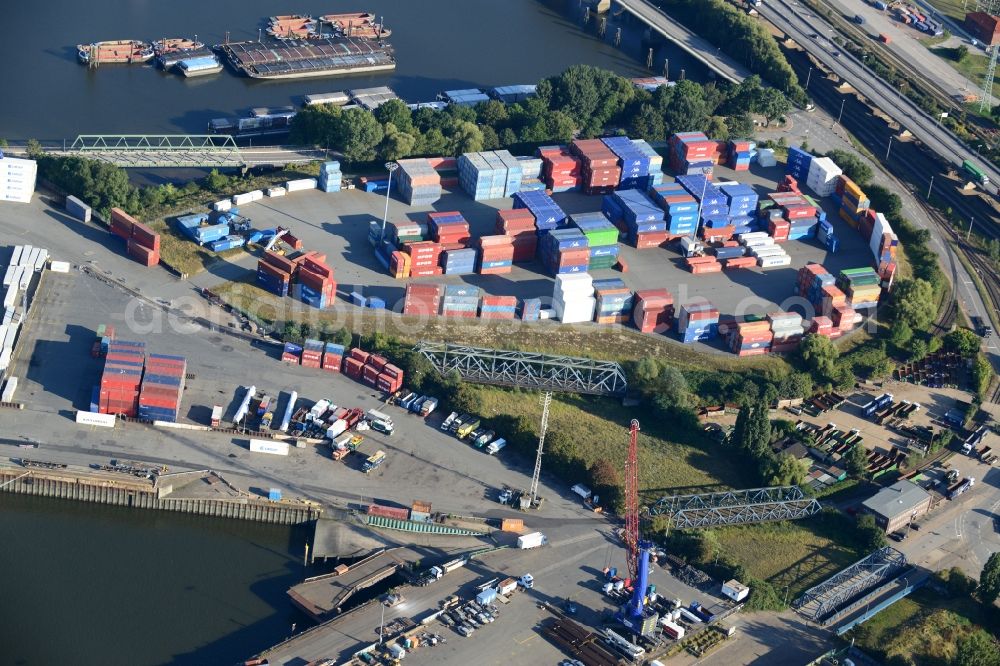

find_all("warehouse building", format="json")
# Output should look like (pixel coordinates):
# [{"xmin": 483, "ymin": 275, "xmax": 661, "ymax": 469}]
[
  {"xmin": 862, "ymin": 480, "xmax": 932, "ymax": 533},
  {"xmin": 0, "ymin": 153, "xmax": 37, "ymax": 204}
]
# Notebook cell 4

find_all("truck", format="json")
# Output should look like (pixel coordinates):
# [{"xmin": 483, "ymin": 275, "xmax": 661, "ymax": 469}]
[
  {"xmin": 210, "ymin": 405, "xmax": 223, "ymax": 428},
  {"xmin": 386, "ymin": 643, "xmax": 406, "ymax": 660},
  {"xmin": 456, "ymin": 418, "xmax": 481, "ymax": 439},
  {"xmin": 962, "ymin": 159, "xmax": 990, "ymax": 187},
  {"xmin": 486, "ymin": 438, "xmax": 507, "ymax": 455},
  {"xmin": 308, "ymin": 399, "xmax": 331, "ymax": 422},
  {"xmin": 363, "ymin": 450, "xmax": 386, "ymax": 473},
  {"xmin": 519, "ymin": 573, "xmax": 535, "ymax": 589},
  {"xmin": 419, "ymin": 397, "xmax": 438, "ymax": 416},
  {"xmin": 473, "ymin": 430, "xmax": 495, "ymax": 448},
  {"xmin": 399, "ymin": 392, "xmax": 418, "ymax": 411},
  {"xmin": 260, "ymin": 410, "xmax": 274, "ymax": 429},
  {"xmin": 659, "ymin": 618, "xmax": 685, "ymax": 640},
  {"xmin": 878, "ymin": 33, "xmax": 891, "ymax": 43},
  {"xmin": 948, "ymin": 477, "xmax": 975, "ymax": 499},
  {"xmin": 572, "ymin": 484, "xmax": 593, "ymax": 500},
  {"xmin": 517, "ymin": 531, "xmax": 548, "ymax": 549},
  {"xmin": 440, "ymin": 411, "xmax": 458, "ymax": 431}
]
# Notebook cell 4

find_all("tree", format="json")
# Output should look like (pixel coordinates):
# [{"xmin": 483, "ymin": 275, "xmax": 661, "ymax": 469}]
[
  {"xmin": 378, "ymin": 124, "xmax": 417, "ymax": 161},
  {"xmin": 767, "ymin": 453, "xmax": 809, "ymax": 486},
  {"xmin": 754, "ymin": 87, "xmax": 790, "ymax": 126},
  {"xmin": 955, "ymin": 45, "xmax": 970, "ymax": 63},
  {"xmin": 546, "ymin": 111, "xmax": 577, "ymax": 143},
  {"xmin": 798, "ymin": 333, "xmax": 839, "ymax": 380},
  {"xmin": 846, "ymin": 443, "xmax": 868, "ymax": 478},
  {"xmin": 955, "ymin": 630, "xmax": 1000, "ymax": 666},
  {"xmin": 705, "ymin": 115, "xmax": 730, "ymax": 141},
  {"xmin": 448, "ymin": 121, "xmax": 485, "ymax": 155},
  {"xmin": 824, "ymin": 150, "xmax": 873, "ymax": 187},
  {"xmin": 888, "ymin": 320, "xmax": 913, "ymax": 349},
  {"xmin": 909, "ymin": 338, "xmax": 929, "ymax": 361},
  {"xmin": 978, "ymin": 551, "xmax": 1000, "ymax": 606},
  {"xmin": 628, "ymin": 104, "xmax": 666, "ymax": 142},
  {"xmin": 0, "ymin": 137, "xmax": 8, "ymax": 148},
  {"xmin": 588, "ymin": 459, "xmax": 620, "ymax": 490},
  {"xmin": 988, "ymin": 238, "xmax": 1000, "ymax": 264},
  {"xmin": 205, "ymin": 169, "xmax": 230, "ymax": 191},
  {"xmin": 889, "ymin": 278, "xmax": 936, "ymax": 331},
  {"xmin": 25, "ymin": 138, "xmax": 43, "ymax": 159},
  {"xmin": 944, "ymin": 328, "xmax": 983, "ymax": 357},
  {"xmin": 725, "ymin": 114, "xmax": 754, "ymax": 139},
  {"xmin": 634, "ymin": 358, "xmax": 660, "ymax": 384},
  {"xmin": 856, "ymin": 514, "xmax": 887, "ymax": 552},
  {"xmin": 730, "ymin": 401, "xmax": 750, "ymax": 450},
  {"xmin": 663, "ymin": 80, "xmax": 708, "ymax": 133},
  {"xmin": 476, "ymin": 99, "xmax": 509, "ymax": 128},
  {"xmin": 373, "ymin": 99, "xmax": 414, "ymax": 134},
  {"xmin": 281, "ymin": 321, "xmax": 302, "ymax": 343},
  {"xmin": 972, "ymin": 354, "xmax": 993, "ymax": 398},
  {"xmin": 548, "ymin": 65, "xmax": 603, "ymax": 127},
  {"xmin": 338, "ymin": 108, "xmax": 384, "ymax": 163}
]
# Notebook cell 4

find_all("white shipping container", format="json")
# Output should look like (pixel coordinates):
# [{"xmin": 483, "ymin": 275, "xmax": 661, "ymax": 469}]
[
  {"xmin": 23, "ymin": 248, "xmax": 39, "ymax": 268},
  {"xmin": 33, "ymin": 249, "xmax": 48, "ymax": 271},
  {"xmin": 0, "ymin": 348, "xmax": 10, "ymax": 373},
  {"xmin": 517, "ymin": 531, "xmax": 547, "ymax": 549},
  {"xmin": 249, "ymin": 439, "xmax": 290, "ymax": 455},
  {"xmin": 76, "ymin": 411, "xmax": 117, "ymax": 427},
  {"xmin": 756, "ymin": 148, "xmax": 776, "ymax": 167},
  {"xmin": 10, "ymin": 246, "xmax": 23, "ymax": 266},
  {"xmin": 213, "ymin": 199, "xmax": 232, "ymax": 212},
  {"xmin": 2, "ymin": 265, "xmax": 14, "ymax": 286},
  {"xmin": 266, "ymin": 186, "xmax": 287, "ymax": 198},
  {"xmin": 3, "ymin": 286, "xmax": 17, "ymax": 309},
  {"xmin": 1, "ymin": 376, "xmax": 17, "ymax": 402},
  {"xmin": 758, "ymin": 255, "xmax": 792, "ymax": 269},
  {"xmin": 285, "ymin": 178, "xmax": 318, "ymax": 192},
  {"xmin": 232, "ymin": 191, "xmax": 263, "ymax": 205},
  {"xmin": 49, "ymin": 261, "xmax": 71, "ymax": 273},
  {"xmin": 750, "ymin": 246, "xmax": 787, "ymax": 258},
  {"xmin": 3, "ymin": 323, "xmax": 18, "ymax": 350}
]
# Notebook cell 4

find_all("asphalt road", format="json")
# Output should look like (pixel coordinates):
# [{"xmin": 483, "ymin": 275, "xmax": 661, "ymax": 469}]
[{"xmin": 758, "ymin": 0, "xmax": 1000, "ymax": 195}]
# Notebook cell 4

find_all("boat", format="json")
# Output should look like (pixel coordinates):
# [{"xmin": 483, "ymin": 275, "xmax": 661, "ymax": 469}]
[
  {"xmin": 218, "ymin": 36, "xmax": 395, "ymax": 80},
  {"xmin": 267, "ymin": 14, "xmax": 319, "ymax": 40},
  {"xmin": 176, "ymin": 54, "xmax": 224, "ymax": 77},
  {"xmin": 152, "ymin": 37, "xmax": 205, "ymax": 55},
  {"xmin": 76, "ymin": 40, "xmax": 154, "ymax": 65},
  {"xmin": 319, "ymin": 12, "xmax": 390, "ymax": 39}
]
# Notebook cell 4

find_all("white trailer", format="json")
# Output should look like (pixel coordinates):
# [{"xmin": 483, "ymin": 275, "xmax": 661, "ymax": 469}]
[
  {"xmin": 517, "ymin": 531, "xmax": 547, "ymax": 549},
  {"xmin": 249, "ymin": 439, "xmax": 289, "ymax": 456}
]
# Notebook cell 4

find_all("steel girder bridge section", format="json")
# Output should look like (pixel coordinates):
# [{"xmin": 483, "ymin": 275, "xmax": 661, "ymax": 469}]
[
  {"xmin": 793, "ymin": 547, "xmax": 907, "ymax": 623},
  {"xmin": 68, "ymin": 135, "xmax": 245, "ymax": 167},
  {"xmin": 645, "ymin": 485, "xmax": 822, "ymax": 528},
  {"xmin": 414, "ymin": 342, "xmax": 628, "ymax": 397}
]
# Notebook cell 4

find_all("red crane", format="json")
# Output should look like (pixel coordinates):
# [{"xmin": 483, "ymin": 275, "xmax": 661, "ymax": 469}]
[{"xmin": 623, "ymin": 419, "xmax": 641, "ymax": 581}]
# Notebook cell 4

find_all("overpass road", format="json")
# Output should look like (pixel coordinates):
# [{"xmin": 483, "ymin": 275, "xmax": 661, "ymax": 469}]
[
  {"xmin": 615, "ymin": 0, "xmax": 751, "ymax": 83},
  {"xmin": 758, "ymin": 0, "xmax": 1000, "ymax": 199}
]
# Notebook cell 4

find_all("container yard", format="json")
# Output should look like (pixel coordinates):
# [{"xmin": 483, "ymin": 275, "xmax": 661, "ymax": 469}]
[{"xmin": 182, "ymin": 132, "xmax": 896, "ymax": 356}]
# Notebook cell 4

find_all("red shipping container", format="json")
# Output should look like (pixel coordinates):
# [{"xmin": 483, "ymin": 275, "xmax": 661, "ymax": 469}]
[
  {"xmin": 261, "ymin": 251, "xmax": 296, "ymax": 275},
  {"xmin": 127, "ymin": 240, "xmax": 159, "ymax": 267},
  {"xmin": 322, "ymin": 354, "xmax": 342, "ymax": 372},
  {"xmin": 367, "ymin": 504, "xmax": 410, "ymax": 520},
  {"xmin": 130, "ymin": 221, "xmax": 161, "ymax": 251},
  {"xmin": 380, "ymin": 364, "xmax": 403, "ymax": 380},
  {"xmin": 349, "ymin": 348, "xmax": 370, "ymax": 363},
  {"xmin": 257, "ymin": 260, "xmax": 292, "ymax": 283},
  {"xmin": 303, "ymin": 258, "xmax": 333, "ymax": 279},
  {"xmin": 368, "ymin": 355, "xmax": 388, "ymax": 370},
  {"xmin": 343, "ymin": 357, "xmax": 364, "ymax": 377}
]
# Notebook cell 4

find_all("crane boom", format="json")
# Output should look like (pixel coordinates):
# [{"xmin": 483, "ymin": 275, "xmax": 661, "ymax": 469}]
[{"xmin": 624, "ymin": 419, "xmax": 640, "ymax": 581}]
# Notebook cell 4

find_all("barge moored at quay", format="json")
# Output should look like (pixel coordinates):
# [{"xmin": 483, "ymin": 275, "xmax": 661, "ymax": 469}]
[
  {"xmin": 218, "ymin": 36, "xmax": 395, "ymax": 80},
  {"xmin": 77, "ymin": 40, "xmax": 154, "ymax": 65}
]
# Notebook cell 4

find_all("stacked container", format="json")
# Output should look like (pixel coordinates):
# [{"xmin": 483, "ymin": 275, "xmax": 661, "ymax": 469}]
[
  {"xmin": 98, "ymin": 340, "xmax": 145, "ymax": 417},
  {"xmin": 281, "ymin": 342, "xmax": 302, "ymax": 363},
  {"xmin": 516, "ymin": 156, "xmax": 545, "ymax": 192},
  {"xmin": 175, "ymin": 213, "xmax": 229, "ymax": 245},
  {"xmin": 669, "ymin": 132, "xmax": 717, "ymax": 176},
  {"xmin": 601, "ymin": 136, "xmax": 651, "ymax": 189},
  {"xmin": 322, "ymin": 343, "xmax": 344, "ymax": 371},
  {"xmin": 296, "ymin": 255, "xmax": 336, "ymax": 309},
  {"xmin": 440, "ymin": 285, "xmax": 481, "ymax": 318},
  {"xmin": 805, "ymin": 156, "xmax": 842, "ymax": 197},
  {"xmin": 458, "ymin": 151, "xmax": 509, "ymax": 200},
  {"xmin": 300, "ymin": 339, "xmax": 324, "ymax": 369},
  {"xmin": 476, "ymin": 235, "xmax": 515, "ymax": 275},
  {"xmin": 796, "ymin": 263, "xmax": 845, "ymax": 315},
  {"xmin": 257, "ymin": 252, "xmax": 293, "ymax": 297},
  {"xmin": 676, "ymin": 298, "xmax": 720, "ymax": 343},
  {"xmin": 686, "ymin": 255, "xmax": 723, "ymax": 274},
  {"xmin": 344, "ymin": 348, "xmax": 404, "ymax": 394},
  {"xmin": 768, "ymin": 311, "xmax": 805, "ymax": 353},
  {"xmin": 552, "ymin": 273, "xmax": 596, "ymax": 324},
  {"xmin": 495, "ymin": 209, "xmax": 538, "ymax": 262},
  {"xmin": 395, "ymin": 158, "xmax": 442, "ymax": 205},
  {"xmin": 518, "ymin": 298, "xmax": 542, "ymax": 321},
  {"xmin": 571, "ymin": 139, "xmax": 622, "ymax": 193},
  {"xmin": 740, "ymin": 232, "xmax": 791, "ymax": 269},
  {"xmin": 111, "ymin": 208, "xmax": 161, "ymax": 267},
  {"xmin": 719, "ymin": 183, "xmax": 758, "ymax": 235},
  {"xmin": 834, "ymin": 175, "xmax": 870, "ymax": 229},
  {"xmin": 387, "ymin": 220, "xmax": 427, "ymax": 246},
  {"xmin": 592, "ymin": 278, "xmax": 633, "ymax": 324},
  {"xmin": 540, "ymin": 228, "xmax": 590, "ymax": 275},
  {"xmin": 403, "ymin": 241, "xmax": 444, "ymax": 278},
  {"xmin": 808, "ymin": 316, "xmax": 836, "ymax": 338},
  {"xmin": 727, "ymin": 320, "xmax": 773, "ymax": 356},
  {"xmin": 631, "ymin": 139, "xmax": 665, "ymax": 188},
  {"xmin": 403, "ymin": 283, "xmax": 444, "ymax": 316},
  {"xmin": 537, "ymin": 146, "xmax": 581, "ymax": 192},
  {"xmin": 318, "ymin": 160, "xmax": 342, "ymax": 193},
  {"xmin": 441, "ymin": 248, "xmax": 477, "ymax": 275},
  {"xmin": 513, "ymin": 191, "xmax": 566, "ymax": 231},
  {"xmin": 837, "ymin": 268, "xmax": 881, "ymax": 309},
  {"xmin": 649, "ymin": 183, "xmax": 699, "ymax": 237},
  {"xmin": 389, "ymin": 249, "xmax": 411, "ymax": 279},
  {"xmin": 428, "ymin": 156, "xmax": 459, "ymax": 189},
  {"xmin": 786, "ymin": 146, "xmax": 813, "ymax": 182},
  {"xmin": 428, "ymin": 211, "xmax": 471, "ymax": 247},
  {"xmin": 571, "ymin": 212, "xmax": 619, "ymax": 271},
  {"xmin": 137, "ymin": 353, "xmax": 186, "ymax": 422},
  {"xmin": 603, "ymin": 189, "xmax": 667, "ymax": 248},
  {"xmin": 631, "ymin": 289, "xmax": 674, "ymax": 333},
  {"xmin": 479, "ymin": 295, "xmax": 518, "ymax": 319},
  {"xmin": 726, "ymin": 140, "xmax": 754, "ymax": 171}
]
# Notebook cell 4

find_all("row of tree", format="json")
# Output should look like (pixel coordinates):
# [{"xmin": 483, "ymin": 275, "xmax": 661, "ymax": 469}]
[{"xmin": 289, "ymin": 66, "xmax": 792, "ymax": 164}]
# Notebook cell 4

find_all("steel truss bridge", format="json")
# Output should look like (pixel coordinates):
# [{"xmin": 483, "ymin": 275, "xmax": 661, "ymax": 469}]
[
  {"xmin": 646, "ymin": 485, "xmax": 822, "ymax": 528},
  {"xmin": 793, "ymin": 547, "xmax": 908, "ymax": 623},
  {"xmin": 414, "ymin": 342, "xmax": 627, "ymax": 397},
  {"xmin": 68, "ymin": 135, "xmax": 245, "ymax": 167}
]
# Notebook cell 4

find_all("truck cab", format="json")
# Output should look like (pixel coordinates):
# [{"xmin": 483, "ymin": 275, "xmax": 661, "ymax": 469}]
[{"xmin": 519, "ymin": 574, "xmax": 534, "ymax": 589}]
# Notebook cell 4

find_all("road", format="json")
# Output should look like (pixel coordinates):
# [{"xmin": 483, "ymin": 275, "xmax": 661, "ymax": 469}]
[
  {"xmin": 758, "ymin": 0, "xmax": 1000, "ymax": 195},
  {"xmin": 615, "ymin": 0, "xmax": 752, "ymax": 83}
]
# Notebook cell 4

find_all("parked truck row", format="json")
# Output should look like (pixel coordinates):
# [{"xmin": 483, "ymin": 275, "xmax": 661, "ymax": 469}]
[{"xmin": 438, "ymin": 411, "xmax": 507, "ymax": 454}]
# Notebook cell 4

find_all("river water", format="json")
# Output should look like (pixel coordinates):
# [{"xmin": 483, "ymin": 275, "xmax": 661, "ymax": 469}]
[
  {"xmin": 0, "ymin": 494, "xmax": 308, "ymax": 666},
  {"xmin": 0, "ymin": 0, "xmax": 710, "ymax": 141}
]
